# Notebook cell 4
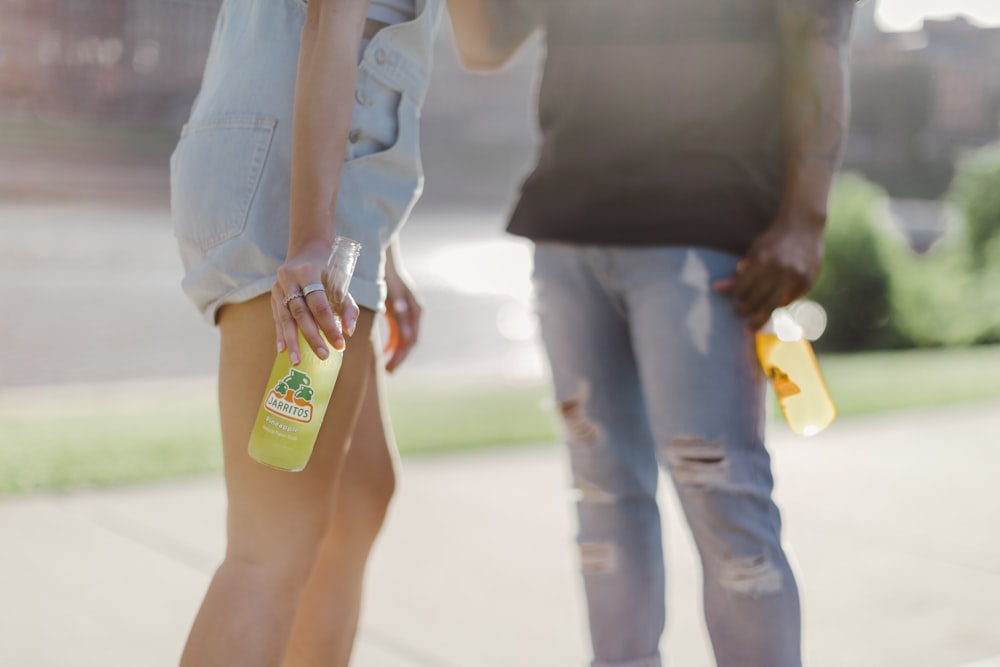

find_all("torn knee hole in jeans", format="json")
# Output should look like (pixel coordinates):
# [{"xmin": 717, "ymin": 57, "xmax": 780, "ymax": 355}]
[
  {"xmin": 719, "ymin": 555, "xmax": 783, "ymax": 596},
  {"xmin": 560, "ymin": 382, "xmax": 604, "ymax": 445},
  {"xmin": 666, "ymin": 435, "xmax": 729, "ymax": 486},
  {"xmin": 572, "ymin": 477, "xmax": 617, "ymax": 504},
  {"xmin": 580, "ymin": 541, "xmax": 618, "ymax": 575}
]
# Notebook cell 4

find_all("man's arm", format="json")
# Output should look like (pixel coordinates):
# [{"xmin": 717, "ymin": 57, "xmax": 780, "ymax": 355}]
[
  {"xmin": 777, "ymin": 0, "xmax": 853, "ymax": 229},
  {"xmin": 446, "ymin": 0, "xmax": 543, "ymax": 70},
  {"xmin": 717, "ymin": 0, "xmax": 855, "ymax": 331}
]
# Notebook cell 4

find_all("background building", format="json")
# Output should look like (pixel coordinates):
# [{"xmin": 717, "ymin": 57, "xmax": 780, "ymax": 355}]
[
  {"xmin": 2, "ymin": 0, "xmax": 998, "ymax": 200},
  {"xmin": 0, "ymin": 0, "xmax": 220, "ymax": 126},
  {"xmin": 848, "ymin": 3, "xmax": 1000, "ymax": 197}
]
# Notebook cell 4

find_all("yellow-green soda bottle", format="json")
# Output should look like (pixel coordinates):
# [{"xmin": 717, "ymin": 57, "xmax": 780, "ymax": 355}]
[
  {"xmin": 248, "ymin": 237, "xmax": 362, "ymax": 471},
  {"xmin": 756, "ymin": 302, "xmax": 837, "ymax": 437}
]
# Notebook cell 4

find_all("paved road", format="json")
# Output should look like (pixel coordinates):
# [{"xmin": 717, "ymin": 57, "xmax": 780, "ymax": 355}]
[
  {"xmin": 0, "ymin": 200, "xmax": 544, "ymax": 390},
  {"xmin": 1, "ymin": 400, "xmax": 999, "ymax": 667}
]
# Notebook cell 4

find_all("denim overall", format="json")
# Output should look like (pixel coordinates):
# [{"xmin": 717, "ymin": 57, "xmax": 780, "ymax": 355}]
[{"xmin": 171, "ymin": 0, "xmax": 442, "ymax": 320}]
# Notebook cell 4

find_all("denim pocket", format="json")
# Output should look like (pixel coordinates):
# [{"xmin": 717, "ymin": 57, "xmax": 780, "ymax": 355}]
[{"xmin": 170, "ymin": 114, "xmax": 276, "ymax": 251}]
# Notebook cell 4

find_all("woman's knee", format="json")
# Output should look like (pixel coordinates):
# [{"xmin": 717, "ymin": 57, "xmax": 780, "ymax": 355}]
[
  {"xmin": 310, "ymin": 444, "xmax": 395, "ymax": 567},
  {"xmin": 223, "ymin": 522, "xmax": 330, "ymax": 595},
  {"xmin": 344, "ymin": 445, "xmax": 397, "ymax": 528}
]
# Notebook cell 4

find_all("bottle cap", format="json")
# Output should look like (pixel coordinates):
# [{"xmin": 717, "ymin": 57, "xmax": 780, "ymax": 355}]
[
  {"xmin": 787, "ymin": 300, "xmax": 828, "ymax": 342},
  {"xmin": 771, "ymin": 308, "xmax": 804, "ymax": 342}
]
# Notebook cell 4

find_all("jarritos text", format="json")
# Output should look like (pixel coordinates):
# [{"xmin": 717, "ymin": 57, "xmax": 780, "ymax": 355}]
[{"xmin": 264, "ymin": 368, "xmax": 315, "ymax": 423}]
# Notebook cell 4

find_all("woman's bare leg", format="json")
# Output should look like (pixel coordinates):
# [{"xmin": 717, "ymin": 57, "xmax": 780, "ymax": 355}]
[
  {"xmin": 282, "ymin": 347, "xmax": 398, "ymax": 667},
  {"xmin": 179, "ymin": 294, "xmax": 376, "ymax": 667}
]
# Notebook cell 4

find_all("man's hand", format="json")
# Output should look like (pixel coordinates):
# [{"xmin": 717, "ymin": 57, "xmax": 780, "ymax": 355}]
[{"xmin": 715, "ymin": 220, "xmax": 824, "ymax": 331}]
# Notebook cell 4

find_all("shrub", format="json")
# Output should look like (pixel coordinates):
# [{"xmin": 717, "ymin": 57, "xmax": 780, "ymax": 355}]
[
  {"xmin": 809, "ymin": 173, "xmax": 909, "ymax": 352},
  {"xmin": 950, "ymin": 144, "xmax": 1000, "ymax": 269},
  {"xmin": 808, "ymin": 171, "xmax": 1000, "ymax": 353},
  {"xmin": 889, "ymin": 235, "xmax": 1000, "ymax": 347}
]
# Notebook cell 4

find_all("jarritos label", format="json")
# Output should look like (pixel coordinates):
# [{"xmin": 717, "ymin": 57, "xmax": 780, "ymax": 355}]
[{"xmin": 264, "ymin": 368, "xmax": 316, "ymax": 423}]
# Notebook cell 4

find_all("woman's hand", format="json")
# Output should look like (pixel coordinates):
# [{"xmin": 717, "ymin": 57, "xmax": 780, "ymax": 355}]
[
  {"xmin": 383, "ymin": 246, "xmax": 422, "ymax": 373},
  {"xmin": 272, "ymin": 238, "xmax": 360, "ymax": 365}
]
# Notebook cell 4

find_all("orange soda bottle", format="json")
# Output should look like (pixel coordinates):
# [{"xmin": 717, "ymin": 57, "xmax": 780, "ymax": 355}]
[
  {"xmin": 247, "ymin": 237, "xmax": 362, "ymax": 471},
  {"xmin": 756, "ymin": 303, "xmax": 837, "ymax": 436}
]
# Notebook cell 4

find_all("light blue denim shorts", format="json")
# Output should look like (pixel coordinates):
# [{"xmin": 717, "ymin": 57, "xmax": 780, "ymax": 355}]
[{"xmin": 170, "ymin": 0, "xmax": 440, "ymax": 322}]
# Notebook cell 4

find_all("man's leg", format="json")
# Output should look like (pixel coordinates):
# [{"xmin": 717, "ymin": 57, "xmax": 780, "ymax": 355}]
[
  {"xmin": 533, "ymin": 242, "xmax": 665, "ymax": 667},
  {"xmin": 622, "ymin": 247, "xmax": 801, "ymax": 667}
]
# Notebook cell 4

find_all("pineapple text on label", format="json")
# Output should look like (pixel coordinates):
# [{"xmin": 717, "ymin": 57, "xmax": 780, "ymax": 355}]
[{"xmin": 264, "ymin": 415, "xmax": 300, "ymax": 434}]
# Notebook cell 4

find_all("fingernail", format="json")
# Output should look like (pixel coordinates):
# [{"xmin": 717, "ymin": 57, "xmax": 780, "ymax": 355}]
[
  {"xmin": 277, "ymin": 340, "xmax": 285, "ymax": 353},
  {"xmin": 347, "ymin": 319, "xmax": 357, "ymax": 336},
  {"xmin": 291, "ymin": 352, "xmax": 300, "ymax": 365},
  {"xmin": 317, "ymin": 346, "xmax": 329, "ymax": 360}
]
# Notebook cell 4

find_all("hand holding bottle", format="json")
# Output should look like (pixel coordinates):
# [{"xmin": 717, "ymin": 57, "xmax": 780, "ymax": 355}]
[
  {"xmin": 714, "ymin": 221, "xmax": 825, "ymax": 332},
  {"xmin": 272, "ymin": 238, "xmax": 362, "ymax": 365},
  {"xmin": 250, "ymin": 237, "xmax": 362, "ymax": 471}
]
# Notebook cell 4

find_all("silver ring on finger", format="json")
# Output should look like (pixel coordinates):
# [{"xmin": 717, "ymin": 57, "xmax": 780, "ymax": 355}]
[
  {"xmin": 283, "ymin": 290, "xmax": 305, "ymax": 306},
  {"xmin": 302, "ymin": 282, "xmax": 325, "ymax": 297}
]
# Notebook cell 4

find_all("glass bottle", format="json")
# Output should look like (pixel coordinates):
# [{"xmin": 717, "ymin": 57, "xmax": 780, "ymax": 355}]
[
  {"xmin": 247, "ymin": 237, "xmax": 361, "ymax": 471},
  {"xmin": 756, "ymin": 304, "xmax": 837, "ymax": 437}
]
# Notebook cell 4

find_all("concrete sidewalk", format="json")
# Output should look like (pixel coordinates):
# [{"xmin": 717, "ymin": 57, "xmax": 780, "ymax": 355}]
[{"xmin": 2, "ymin": 401, "xmax": 999, "ymax": 667}]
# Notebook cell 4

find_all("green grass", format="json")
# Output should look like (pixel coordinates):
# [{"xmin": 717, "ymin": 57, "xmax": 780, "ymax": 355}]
[
  {"xmin": 0, "ymin": 381, "xmax": 557, "ymax": 496},
  {"xmin": 1, "ymin": 345, "xmax": 998, "ymax": 495},
  {"xmin": 820, "ymin": 345, "xmax": 1000, "ymax": 416},
  {"xmin": 388, "ymin": 381, "xmax": 557, "ymax": 455},
  {"xmin": 0, "ymin": 399, "xmax": 222, "ymax": 496}
]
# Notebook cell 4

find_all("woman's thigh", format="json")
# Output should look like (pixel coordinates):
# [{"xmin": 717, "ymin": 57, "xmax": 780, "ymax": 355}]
[{"xmin": 217, "ymin": 294, "xmax": 377, "ymax": 561}]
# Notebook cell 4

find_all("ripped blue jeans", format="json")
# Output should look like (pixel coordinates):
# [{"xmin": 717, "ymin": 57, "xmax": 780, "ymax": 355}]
[{"xmin": 532, "ymin": 243, "xmax": 801, "ymax": 667}]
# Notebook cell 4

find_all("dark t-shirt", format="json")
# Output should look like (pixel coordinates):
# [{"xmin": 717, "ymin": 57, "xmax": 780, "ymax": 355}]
[{"xmin": 507, "ymin": 0, "xmax": 791, "ymax": 256}]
